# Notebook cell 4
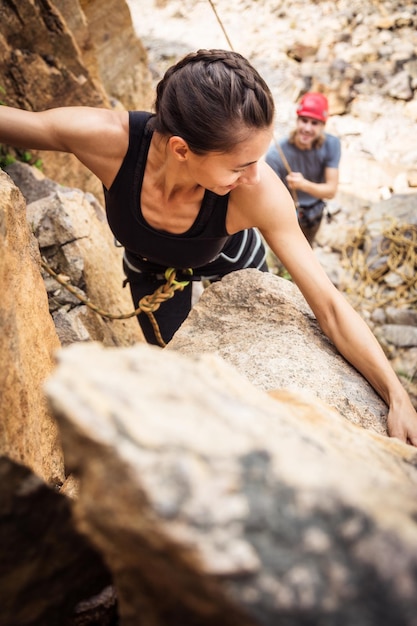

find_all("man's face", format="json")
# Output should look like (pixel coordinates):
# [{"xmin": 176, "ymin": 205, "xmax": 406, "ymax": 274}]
[{"xmin": 294, "ymin": 116, "xmax": 325, "ymax": 150}]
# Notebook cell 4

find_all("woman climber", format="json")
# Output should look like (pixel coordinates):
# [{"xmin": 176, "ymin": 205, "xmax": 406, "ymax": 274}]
[{"xmin": 0, "ymin": 48, "xmax": 416, "ymax": 445}]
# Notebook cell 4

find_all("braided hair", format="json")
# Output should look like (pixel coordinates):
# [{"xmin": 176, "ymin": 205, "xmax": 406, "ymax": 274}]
[{"xmin": 153, "ymin": 49, "xmax": 275, "ymax": 154}]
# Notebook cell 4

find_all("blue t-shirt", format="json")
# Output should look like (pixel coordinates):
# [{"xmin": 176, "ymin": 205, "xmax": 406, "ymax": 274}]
[{"xmin": 265, "ymin": 133, "xmax": 341, "ymax": 208}]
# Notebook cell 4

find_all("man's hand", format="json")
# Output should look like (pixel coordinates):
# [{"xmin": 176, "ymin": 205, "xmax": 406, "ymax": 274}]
[{"xmin": 286, "ymin": 171, "xmax": 306, "ymax": 191}]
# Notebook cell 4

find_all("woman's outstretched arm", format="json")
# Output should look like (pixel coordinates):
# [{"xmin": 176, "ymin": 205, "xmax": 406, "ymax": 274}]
[
  {"xmin": 234, "ymin": 163, "xmax": 417, "ymax": 446},
  {"xmin": 0, "ymin": 105, "xmax": 129, "ymax": 188}
]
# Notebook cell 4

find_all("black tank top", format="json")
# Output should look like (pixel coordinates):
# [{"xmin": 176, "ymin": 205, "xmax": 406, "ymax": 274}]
[{"xmin": 104, "ymin": 111, "xmax": 231, "ymax": 271}]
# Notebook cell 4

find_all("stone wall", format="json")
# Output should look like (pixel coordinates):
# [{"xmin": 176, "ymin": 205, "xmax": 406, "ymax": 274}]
[{"xmin": 0, "ymin": 0, "xmax": 153, "ymax": 200}]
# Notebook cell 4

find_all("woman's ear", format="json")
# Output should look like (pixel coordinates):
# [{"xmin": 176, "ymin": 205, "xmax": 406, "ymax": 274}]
[{"xmin": 168, "ymin": 136, "xmax": 190, "ymax": 161}]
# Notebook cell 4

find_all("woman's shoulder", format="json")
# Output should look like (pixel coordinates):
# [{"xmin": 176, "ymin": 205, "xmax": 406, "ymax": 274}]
[
  {"xmin": 128, "ymin": 111, "xmax": 155, "ymax": 129},
  {"xmin": 227, "ymin": 162, "xmax": 294, "ymax": 232},
  {"xmin": 128, "ymin": 110, "xmax": 154, "ymax": 120}
]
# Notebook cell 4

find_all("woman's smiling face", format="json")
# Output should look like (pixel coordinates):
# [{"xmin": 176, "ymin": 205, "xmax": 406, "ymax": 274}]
[{"xmin": 186, "ymin": 126, "xmax": 273, "ymax": 195}]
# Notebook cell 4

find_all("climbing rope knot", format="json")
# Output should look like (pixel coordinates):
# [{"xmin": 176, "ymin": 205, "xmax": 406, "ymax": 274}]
[
  {"xmin": 137, "ymin": 267, "xmax": 193, "ymax": 348},
  {"xmin": 164, "ymin": 266, "xmax": 193, "ymax": 290},
  {"xmin": 39, "ymin": 258, "xmax": 193, "ymax": 347},
  {"xmin": 138, "ymin": 267, "xmax": 193, "ymax": 314}
]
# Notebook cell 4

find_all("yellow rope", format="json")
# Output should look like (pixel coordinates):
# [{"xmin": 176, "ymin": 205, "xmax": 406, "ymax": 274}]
[
  {"xmin": 340, "ymin": 218, "xmax": 417, "ymax": 312},
  {"xmin": 273, "ymin": 137, "xmax": 299, "ymax": 209},
  {"xmin": 207, "ymin": 0, "xmax": 235, "ymax": 50},
  {"xmin": 207, "ymin": 0, "xmax": 300, "ymax": 212},
  {"xmin": 41, "ymin": 260, "xmax": 192, "ymax": 347}
]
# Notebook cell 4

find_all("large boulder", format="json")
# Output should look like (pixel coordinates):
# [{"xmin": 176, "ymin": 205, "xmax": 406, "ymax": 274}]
[
  {"xmin": 45, "ymin": 339, "xmax": 417, "ymax": 626},
  {"xmin": 0, "ymin": 170, "xmax": 64, "ymax": 484},
  {"xmin": 6, "ymin": 162, "xmax": 144, "ymax": 347},
  {"xmin": 0, "ymin": 457, "xmax": 114, "ymax": 626},
  {"xmin": 169, "ymin": 270, "xmax": 388, "ymax": 436}
]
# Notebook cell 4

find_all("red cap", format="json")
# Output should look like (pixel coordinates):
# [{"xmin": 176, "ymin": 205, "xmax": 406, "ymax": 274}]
[{"xmin": 296, "ymin": 93, "xmax": 329, "ymax": 122}]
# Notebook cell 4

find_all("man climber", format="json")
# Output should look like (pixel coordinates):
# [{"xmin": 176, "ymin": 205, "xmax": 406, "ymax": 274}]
[{"xmin": 266, "ymin": 92, "xmax": 341, "ymax": 245}]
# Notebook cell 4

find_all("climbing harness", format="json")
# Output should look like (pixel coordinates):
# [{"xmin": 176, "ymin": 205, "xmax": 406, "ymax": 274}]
[{"xmin": 41, "ymin": 259, "xmax": 192, "ymax": 347}]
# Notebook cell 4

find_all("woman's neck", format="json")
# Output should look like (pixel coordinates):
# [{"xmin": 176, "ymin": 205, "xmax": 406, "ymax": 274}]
[{"xmin": 149, "ymin": 132, "xmax": 201, "ymax": 202}]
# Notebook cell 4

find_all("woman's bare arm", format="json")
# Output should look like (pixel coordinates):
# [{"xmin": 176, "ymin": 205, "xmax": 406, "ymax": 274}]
[
  {"xmin": 0, "ymin": 105, "xmax": 129, "ymax": 188},
  {"xmin": 233, "ymin": 164, "xmax": 417, "ymax": 445}
]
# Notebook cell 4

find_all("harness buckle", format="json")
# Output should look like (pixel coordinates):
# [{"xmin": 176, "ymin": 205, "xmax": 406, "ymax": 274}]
[{"xmin": 164, "ymin": 267, "xmax": 193, "ymax": 289}]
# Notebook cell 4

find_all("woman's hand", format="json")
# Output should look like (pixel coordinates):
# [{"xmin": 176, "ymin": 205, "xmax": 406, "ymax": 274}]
[{"xmin": 387, "ymin": 396, "xmax": 417, "ymax": 446}]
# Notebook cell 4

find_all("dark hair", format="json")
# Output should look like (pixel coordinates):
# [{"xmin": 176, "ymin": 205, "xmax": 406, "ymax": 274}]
[{"xmin": 153, "ymin": 49, "xmax": 275, "ymax": 154}]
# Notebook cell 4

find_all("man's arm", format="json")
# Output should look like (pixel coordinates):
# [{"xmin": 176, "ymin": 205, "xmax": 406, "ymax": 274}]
[{"xmin": 286, "ymin": 167, "xmax": 339, "ymax": 200}]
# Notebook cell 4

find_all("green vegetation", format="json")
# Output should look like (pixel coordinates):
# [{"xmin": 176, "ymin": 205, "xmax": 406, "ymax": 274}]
[
  {"xmin": 0, "ymin": 145, "xmax": 43, "ymax": 171},
  {"xmin": 0, "ymin": 87, "xmax": 43, "ymax": 171},
  {"xmin": 0, "ymin": 148, "xmax": 15, "ymax": 168}
]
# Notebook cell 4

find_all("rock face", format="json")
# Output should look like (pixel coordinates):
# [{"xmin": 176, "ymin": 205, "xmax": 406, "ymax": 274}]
[
  {"xmin": 0, "ymin": 171, "xmax": 64, "ymax": 484},
  {"xmin": 6, "ymin": 162, "xmax": 144, "ymax": 347},
  {"xmin": 0, "ymin": 0, "xmax": 153, "ymax": 200},
  {"xmin": 45, "ymin": 339, "xmax": 417, "ymax": 626},
  {"xmin": 0, "ymin": 0, "xmax": 107, "ymax": 200},
  {"xmin": 1, "ymin": 1, "xmax": 417, "ymax": 623},
  {"xmin": 169, "ymin": 270, "xmax": 388, "ymax": 436},
  {"xmin": 0, "ymin": 3, "xmax": 153, "ymax": 620},
  {"xmin": 0, "ymin": 456, "xmax": 114, "ymax": 626},
  {"xmin": 77, "ymin": 0, "xmax": 153, "ymax": 111}
]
